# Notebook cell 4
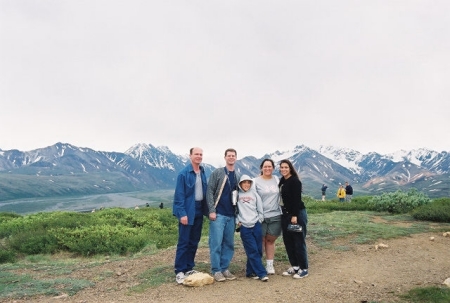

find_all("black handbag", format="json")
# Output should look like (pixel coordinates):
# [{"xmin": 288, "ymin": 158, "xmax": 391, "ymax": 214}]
[{"xmin": 287, "ymin": 224, "xmax": 302, "ymax": 232}]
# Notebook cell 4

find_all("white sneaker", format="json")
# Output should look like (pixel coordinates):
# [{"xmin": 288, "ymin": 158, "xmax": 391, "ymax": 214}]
[
  {"xmin": 293, "ymin": 269, "xmax": 308, "ymax": 279},
  {"xmin": 266, "ymin": 263, "xmax": 275, "ymax": 275},
  {"xmin": 282, "ymin": 267, "xmax": 297, "ymax": 276},
  {"xmin": 176, "ymin": 272, "xmax": 185, "ymax": 284}
]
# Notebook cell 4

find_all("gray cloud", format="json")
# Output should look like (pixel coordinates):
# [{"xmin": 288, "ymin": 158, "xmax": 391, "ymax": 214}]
[{"xmin": 1, "ymin": 1, "xmax": 449, "ymax": 166}]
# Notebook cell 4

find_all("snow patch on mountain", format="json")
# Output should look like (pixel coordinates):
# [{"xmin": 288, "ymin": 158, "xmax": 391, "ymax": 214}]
[{"xmin": 316, "ymin": 145, "xmax": 363, "ymax": 174}]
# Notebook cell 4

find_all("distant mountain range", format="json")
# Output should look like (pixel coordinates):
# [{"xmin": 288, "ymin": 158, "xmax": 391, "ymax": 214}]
[{"xmin": 0, "ymin": 142, "xmax": 448, "ymax": 202}]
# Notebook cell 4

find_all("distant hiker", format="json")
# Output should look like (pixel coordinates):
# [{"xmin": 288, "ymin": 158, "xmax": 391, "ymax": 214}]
[
  {"xmin": 345, "ymin": 182, "xmax": 353, "ymax": 202},
  {"xmin": 337, "ymin": 185, "xmax": 346, "ymax": 202},
  {"xmin": 159, "ymin": 202, "xmax": 164, "ymax": 209},
  {"xmin": 321, "ymin": 184, "xmax": 328, "ymax": 201}
]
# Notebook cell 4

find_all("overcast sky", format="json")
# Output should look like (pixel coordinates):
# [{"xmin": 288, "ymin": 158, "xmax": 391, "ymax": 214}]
[{"xmin": 1, "ymin": 1, "xmax": 449, "ymax": 166}]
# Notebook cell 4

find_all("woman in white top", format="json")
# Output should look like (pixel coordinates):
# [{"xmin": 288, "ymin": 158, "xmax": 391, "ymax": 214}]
[{"xmin": 253, "ymin": 159, "xmax": 282, "ymax": 275}]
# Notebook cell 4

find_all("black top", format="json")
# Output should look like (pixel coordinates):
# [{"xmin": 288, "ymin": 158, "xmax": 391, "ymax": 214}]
[
  {"xmin": 345, "ymin": 185, "xmax": 353, "ymax": 195},
  {"xmin": 279, "ymin": 176, "xmax": 305, "ymax": 215}
]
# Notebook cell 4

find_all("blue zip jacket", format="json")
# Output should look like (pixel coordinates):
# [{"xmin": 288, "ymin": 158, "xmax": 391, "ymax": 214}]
[{"xmin": 172, "ymin": 163, "xmax": 208, "ymax": 225}]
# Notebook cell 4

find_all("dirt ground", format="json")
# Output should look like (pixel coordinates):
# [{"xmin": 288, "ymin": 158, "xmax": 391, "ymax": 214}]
[{"xmin": 4, "ymin": 231, "xmax": 450, "ymax": 303}]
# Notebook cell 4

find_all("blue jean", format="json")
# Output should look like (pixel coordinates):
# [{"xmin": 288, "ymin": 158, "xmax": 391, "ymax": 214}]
[
  {"xmin": 240, "ymin": 221, "xmax": 267, "ymax": 278},
  {"xmin": 281, "ymin": 208, "xmax": 308, "ymax": 270},
  {"xmin": 174, "ymin": 204, "xmax": 204, "ymax": 274},
  {"xmin": 208, "ymin": 213, "xmax": 235, "ymax": 273}
]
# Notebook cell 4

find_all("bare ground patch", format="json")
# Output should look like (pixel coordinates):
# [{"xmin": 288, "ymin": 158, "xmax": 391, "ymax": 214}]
[{"xmin": 3, "ymin": 231, "xmax": 449, "ymax": 303}]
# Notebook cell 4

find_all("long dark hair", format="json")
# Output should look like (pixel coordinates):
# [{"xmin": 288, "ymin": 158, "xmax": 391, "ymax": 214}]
[
  {"xmin": 279, "ymin": 159, "xmax": 299, "ymax": 179},
  {"xmin": 259, "ymin": 158, "xmax": 275, "ymax": 175}
]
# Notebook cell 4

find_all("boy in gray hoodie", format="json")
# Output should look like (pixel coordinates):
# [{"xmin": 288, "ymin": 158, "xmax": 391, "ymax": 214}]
[{"xmin": 236, "ymin": 175, "xmax": 268, "ymax": 281}]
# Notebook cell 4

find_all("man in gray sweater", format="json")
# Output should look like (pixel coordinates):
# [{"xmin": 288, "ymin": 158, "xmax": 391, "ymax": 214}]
[{"xmin": 206, "ymin": 148, "xmax": 240, "ymax": 282}]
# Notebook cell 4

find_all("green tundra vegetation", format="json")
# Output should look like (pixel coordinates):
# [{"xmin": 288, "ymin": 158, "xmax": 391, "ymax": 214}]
[{"xmin": 0, "ymin": 190, "xmax": 449, "ymax": 301}]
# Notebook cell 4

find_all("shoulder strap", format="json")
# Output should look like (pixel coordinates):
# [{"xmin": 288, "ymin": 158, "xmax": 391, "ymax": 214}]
[{"xmin": 214, "ymin": 175, "xmax": 228, "ymax": 208}]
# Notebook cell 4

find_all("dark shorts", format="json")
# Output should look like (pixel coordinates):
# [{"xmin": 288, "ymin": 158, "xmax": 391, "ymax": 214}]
[{"xmin": 261, "ymin": 215, "xmax": 282, "ymax": 237}]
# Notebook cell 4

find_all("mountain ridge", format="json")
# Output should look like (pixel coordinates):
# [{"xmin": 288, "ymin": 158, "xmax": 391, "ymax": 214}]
[{"xmin": 0, "ymin": 142, "xmax": 448, "ymax": 202}]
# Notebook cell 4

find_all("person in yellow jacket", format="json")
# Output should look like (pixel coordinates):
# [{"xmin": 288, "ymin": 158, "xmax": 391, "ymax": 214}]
[{"xmin": 337, "ymin": 185, "xmax": 346, "ymax": 202}]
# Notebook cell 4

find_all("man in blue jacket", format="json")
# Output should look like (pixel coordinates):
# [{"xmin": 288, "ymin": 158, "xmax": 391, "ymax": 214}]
[{"xmin": 173, "ymin": 147, "xmax": 208, "ymax": 284}]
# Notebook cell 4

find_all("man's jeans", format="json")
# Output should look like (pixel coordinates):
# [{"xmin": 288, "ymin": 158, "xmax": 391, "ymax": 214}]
[
  {"xmin": 209, "ymin": 213, "xmax": 235, "ymax": 273},
  {"xmin": 174, "ymin": 213, "xmax": 203, "ymax": 274}
]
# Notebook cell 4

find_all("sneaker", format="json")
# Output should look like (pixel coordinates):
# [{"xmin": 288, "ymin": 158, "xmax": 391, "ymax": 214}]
[
  {"xmin": 260, "ymin": 276, "xmax": 269, "ymax": 282},
  {"xmin": 293, "ymin": 269, "xmax": 308, "ymax": 279},
  {"xmin": 246, "ymin": 274, "xmax": 260, "ymax": 280},
  {"xmin": 266, "ymin": 263, "xmax": 275, "ymax": 275},
  {"xmin": 222, "ymin": 269, "xmax": 236, "ymax": 280},
  {"xmin": 176, "ymin": 272, "xmax": 185, "ymax": 284},
  {"xmin": 214, "ymin": 271, "xmax": 226, "ymax": 282},
  {"xmin": 282, "ymin": 267, "xmax": 298, "ymax": 276},
  {"xmin": 185, "ymin": 270, "xmax": 198, "ymax": 276}
]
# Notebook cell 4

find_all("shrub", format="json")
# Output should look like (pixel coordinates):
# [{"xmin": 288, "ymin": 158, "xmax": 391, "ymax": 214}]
[
  {"xmin": 366, "ymin": 189, "xmax": 431, "ymax": 214},
  {"xmin": 305, "ymin": 195, "xmax": 376, "ymax": 214},
  {"xmin": 411, "ymin": 198, "xmax": 450, "ymax": 223},
  {"xmin": 0, "ymin": 212, "xmax": 21, "ymax": 224},
  {"xmin": 52, "ymin": 225, "xmax": 147, "ymax": 256},
  {"xmin": 0, "ymin": 243, "xmax": 16, "ymax": 263},
  {"xmin": 1, "ymin": 208, "xmax": 185, "ymax": 256},
  {"xmin": 7, "ymin": 227, "xmax": 60, "ymax": 254}
]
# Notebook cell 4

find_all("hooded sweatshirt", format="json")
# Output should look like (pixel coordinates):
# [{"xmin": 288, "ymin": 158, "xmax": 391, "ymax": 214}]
[{"xmin": 236, "ymin": 174, "xmax": 264, "ymax": 228}]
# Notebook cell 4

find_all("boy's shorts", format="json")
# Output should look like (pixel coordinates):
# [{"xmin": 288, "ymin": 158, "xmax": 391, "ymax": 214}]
[{"xmin": 261, "ymin": 215, "xmax": 282, "ymax": 237}]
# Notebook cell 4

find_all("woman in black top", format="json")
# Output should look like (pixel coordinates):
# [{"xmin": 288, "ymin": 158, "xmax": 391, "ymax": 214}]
[{"xmin": 278, "ymin": 159, "xmax": 309, "ymax": 279}]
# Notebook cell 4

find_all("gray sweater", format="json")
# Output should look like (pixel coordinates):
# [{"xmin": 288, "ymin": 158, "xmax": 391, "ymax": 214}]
[
  {"xmin": 236, "ymin": 175, "xmax": 264, "ymax": 228},
  {"xmin": 253, "ymin": 175, "xmax": 282, "ymax": 219},
  {"xmin": 206, "ymin": 167, "xmax": 241, "ymax": 214}
]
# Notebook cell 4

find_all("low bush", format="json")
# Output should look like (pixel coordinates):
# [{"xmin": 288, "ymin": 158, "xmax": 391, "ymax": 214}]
[
  {"xmin": 53, "ymin": 225, "xmax": 147, "ymax": 256},
  {"xmin": 0, "ymin": 245, "xmax": 16, "ymax": 263},
  {"xmin": 306, "ymin": 195, "xmax": 376, "ymax": 214},
  {"xmin": 0, "ymin": 207, "xmax": 180, "ymax": 257},
  {"xmin": 7, "ymin": 227, "xmax": 60, "ymax": 254},
  {"xmin": 0, "ymin": 212, "xmax": 21, "ymax": 224},
  {"xmin": 366, "ymin": 189, "xmax": 431, "ymax": 214},
  {"xmin": 411, "ymin": 198, "xmax": 450, "ymax": 223}
]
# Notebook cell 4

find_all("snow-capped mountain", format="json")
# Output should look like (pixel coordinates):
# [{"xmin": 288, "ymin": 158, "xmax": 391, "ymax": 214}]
[
  {"xmin": 317, "ymin": 145, "xmax": 364, "ymax": 174},
  {"xmin": 0, "ymin": 142, "xmax": 448, "ymax": 202}
]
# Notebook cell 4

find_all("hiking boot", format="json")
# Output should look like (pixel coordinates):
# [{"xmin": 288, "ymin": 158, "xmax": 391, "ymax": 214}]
[
  {"xmin": 260, "ymin": 276, "xmax": 269, "ymax": 282},
  {"xmin": 266, "ymin": 263, "xmax": 275, "ymax": 275},
  {"xmin": 293, "ymin": 269, "xmax": 308, "ymax": 279},
  {"xmin": 176, "ymin": 272, "xmax": 185, "ymax": 284},
  {"xmin": 214, "ymin": 271, "xmax": 226, "ymax": 282},
  {"xmin": 222, "ymin": 269, "xmax": 236, "ymax": 280},
  {"xmin": 282, "ymin": 267, "xmax": 298, "ymax": 276}
]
